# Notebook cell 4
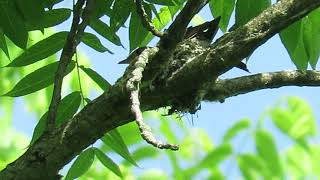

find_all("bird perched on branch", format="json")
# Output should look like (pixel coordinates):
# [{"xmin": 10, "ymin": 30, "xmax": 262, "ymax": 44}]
[{"xmin": 119, "ymin": 16, "xmax": 249, "ymax": 72}]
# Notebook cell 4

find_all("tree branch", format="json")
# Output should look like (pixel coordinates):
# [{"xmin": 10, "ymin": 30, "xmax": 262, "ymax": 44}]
[
  {"xmin": 46, "ymin": 0, "xmax": 93, "ymax": 131},
  {"xmin": 204, "ymin": 70, "xmax": 320, "ymax": 102},
  {"xmin": 126, "ymin": 47, "xmax": 178, "ymax": 150},
  {"xmin": 143, "ymin": 0, "xmax": 208, "ymax": 82},
  {"xmin": 1, "ymin": 0, "xmax": 320, "ymax": 179},
  {"xmin": 166, "ymin": 0, "xmax": 320, "ymax": 95},
  {"xmin": 135, "ymin": 0, "xmax": 164, "ymax": 37}
]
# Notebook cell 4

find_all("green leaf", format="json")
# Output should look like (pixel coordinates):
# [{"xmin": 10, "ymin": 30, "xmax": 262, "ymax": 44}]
[
  {"xmin": 129, "ymin": 7, "xmax": 149, "ymax": 51},
  {"xmin": 29, "ymin": 112, "xmax": 47, "ymax": 146},
  {"xmin": 237, "ymin": 154, "xmax": 270, "ymax": 180},
  {"xmin": 6, "ymin": 31, "xmax": 68, "ymax": 67},
  {"xmin": 141, "ymin": 6, "xmax": 177, "ymax": 47},
  {"xmin": 286, "ymin": 145, "xmax": 312, "ymax": 178},
  {"xmin": 209, "ymin": 0, "xmax": 236, "ymax": 32},
  {"xmin": 14, "ymin": 0, "xmax": 45, "ymax": 25},
  {"xmin": 94, "ymin": 148, "xmax": 123, "ymax": 178},
  {"xmin": 223, "ymin": 118, "xmax": 251, "ymax": 142},
  {"xmin": 89, "ymin": 19, "xmax": 122, "ymax": 46},
  {"xmin": 55, "ymin": 91, "xmax": 82, "ymax": 126},
  {"xmin": 199, "ymin": 143, "xmax": 232, "ymax": 167},
  {"xmin": 280, "ymin": 20, "xmax": 308, "ymax": 69},
  {"xmin": 81, "ymin": 32, "xmax": 113, "ymax": 53},
  {"xmin": 235, "ymin": 0, "xmax": 271, "ymax": 27},
  {"xmin": 270, "ymin": 97, "xmax": 316, "ymax": 140},
  {"xmin": 3, "ymin": 61, "xmax": 75, "ymax": 97},
  {"xmin": 145, "ymin": 0, "xmax": 175, "ymax": 6},
  {"xmin": 185, "ymin": 143, "xmax": 232, "ymax": 177},
  {"xmin": 27, "ymin": 8, "xmax": 72, "ymax": 31},
  {"xmin": 29, "ymin": 91, "xmax": 81, "ymax": 145},
  {"xmin": 110, "ymin": 0, "xmax": 132, "ymax": 30},
  {"xmin": 0, "ymin": 29, "xmax": 9, "ymax": 59},
  {"xmin": 101, "ymin": 129, "xmax": 138, "ymax": 166},
  {"xmin": 65, "ymin": 148, "xmax": 95, "ymax": 180},
  {"xmin": 43, "ymin": 0, "xmax": 63, "ymax": 9},
  {"xmin": 90, "ymin": 0, "xmax": 113, "ymax": 19},
  {"xmin": 0, "ymin": 1, "xmax": 28, "ymax": 49},
  {"xmin": 303, "ymin": 9, "xmax": 320, "ymax": 69},
  {"xmin": 159, "ymin": 115, "xmax": 177, "ymax": 143},
  {"xmin": 131, "ymin": 146, "xmax": 159, "ymax": 162},
  {"xmin": 255, "ymin": 130, "xmax": 283, "ymax": 178},
  {"xmin": 79, "ymin": 65, "xmax": 111, "ymax": 91}
]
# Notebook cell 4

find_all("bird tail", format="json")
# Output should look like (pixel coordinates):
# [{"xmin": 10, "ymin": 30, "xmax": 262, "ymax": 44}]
[{"xmin": 185, "ymin": 16, "xmax": 221, "ymax": 41}]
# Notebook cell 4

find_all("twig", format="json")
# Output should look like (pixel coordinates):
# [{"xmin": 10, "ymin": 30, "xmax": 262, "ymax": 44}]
[
  {"xmin": 142, "ymin": 0, "xmax": 208, "ymax": 82},
  {"xmin": 204, "ymin": 70, "xmax": 320, "ymax": 102},
  {"xmin": 126, "ymin": 47, "xmax": 179, "ymax": 150},
  {"xmin": 135, "ymin": 0, "xmax": 164, "ymax": 37},
  {"xmin": 75, "ymin": 50, "xmax": 85, "ymax": 106},
  {"xmin": 46, "ymin": 0, "xmax": 94, "ymax": 131}
]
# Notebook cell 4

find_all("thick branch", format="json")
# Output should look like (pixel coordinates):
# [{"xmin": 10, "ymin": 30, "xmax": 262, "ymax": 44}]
[
  {"xmin": 167, "ymin": 0, "xmax": 320, "ymax": 95},
  {"xmin": 1, "ymin": 0, "xmax": 320, "ymax": 179},
  {"xmin": 204, "ymin": 70, "xmax": 320, "ymax": 102}
]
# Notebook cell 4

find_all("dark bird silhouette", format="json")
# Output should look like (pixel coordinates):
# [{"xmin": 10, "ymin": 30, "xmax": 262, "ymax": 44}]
[{"xmin": 119, "ymin": 16, "xmax": 249, "ymax": 72}]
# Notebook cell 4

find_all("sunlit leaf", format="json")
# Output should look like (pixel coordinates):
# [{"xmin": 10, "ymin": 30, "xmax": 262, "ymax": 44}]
[
  {"xmin": 65, "ymin": 148, "xmax": 95, "ymax": 180},
  {"xmin": 0, "ymin": 29, "xmax": 9, "ymax": 59},
  {"xmin": 303, "ymin": 9, "xmax": 320, "ymax": 68},
  {"xmin": 280, "ymin": 20, "xmax": 308, "ymax": 69},
  {"xmin": 286, "ymin": 145, "xmax": 312, "ymax": 178},
  {"xmin": 223, "ymin": 118, "xmax": 251, "ymax": 142},
  {"xmin": 7, "ymin": 31, "xmax": 68, "ymax": 67},
  {"xmin": 94, "ymin": 148, "xmax": 123, "ymax": 178},
  {"xmin": 3, "ymin": 61, "xmax": 75, "ymax": 97},
  {"xmin": 141, "ymin": 6, "xmax": 178, "ymax": 46},
  {"xmin": 237, "ymin": 153, "xmax": 270, "ymax": 180},
  {"xmin": 255, "ymin": 130, "xmax": 283, "ymax": 178},
  {"xmin": 209, "ymin": 0, "xmax": 236, "ymax": 32},
  {"xmin": 139, "ymin": 169, "xmax": 169, "ymax": 180},
  {"xmin": 270, "ymin": 97, "xmax": 316, "ymax": 140},
  {"xmin": 101, "ymin": 129, "xmax": 138, "ymax": 166},
  {"xmin": 79, "ymin": 65, "xmax": 111, "ymax": 91},
  {"xmin": 131, "ymin": 146, "xmax": 159, "ymax": 163},
  {"xmin": 184, "ymin": 143, "xmax": 232, "ymax": 177},
  {"xmin": 235, "ymin": 0, "xmax": 271, "ymax": 27}
]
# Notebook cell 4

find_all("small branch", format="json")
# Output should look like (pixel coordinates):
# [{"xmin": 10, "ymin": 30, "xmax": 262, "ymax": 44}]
[
  {"xmin": 204, "ymin": 70, "xmax": 320, "ymax": 102},
  {"xmin": 143, "ymin": 0, "xmax": 208, "ymax": 82},
  {"xmin": 46, "ymin": 0, "xmax": 94, "ymax": 131},
  {"xmin": 127, "ymin": 47, "xmax": 179, "ymax": 150},
  {"xmin": 135, "ymin": 0, "xmax": 164, "ymax": 37}
]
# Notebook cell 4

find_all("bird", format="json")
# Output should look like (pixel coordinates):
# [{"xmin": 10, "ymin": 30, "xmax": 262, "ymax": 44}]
[{"xmin": 119, "ymin": 16, "xmax": 249, "ymax": 72}]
